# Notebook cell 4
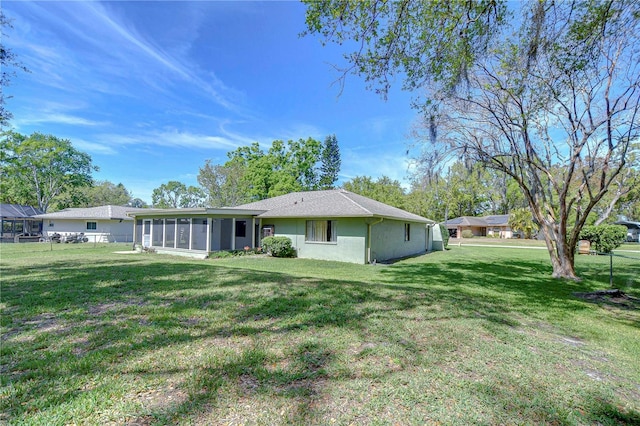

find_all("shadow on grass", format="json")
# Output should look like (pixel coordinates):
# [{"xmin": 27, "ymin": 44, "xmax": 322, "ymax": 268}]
[{"xmin": 1, "ymin": 252, "xmax": 639, "ymax": 424}]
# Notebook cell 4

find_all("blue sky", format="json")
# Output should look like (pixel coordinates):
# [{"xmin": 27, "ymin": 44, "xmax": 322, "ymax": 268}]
[{"xmin": 3, "ymin": 1, "xmax": 419, "ymax": 204}]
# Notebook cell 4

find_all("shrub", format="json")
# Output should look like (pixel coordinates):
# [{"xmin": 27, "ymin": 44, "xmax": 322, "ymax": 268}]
[
  {"xmin": 261, "ymin": 236, "xmax": 296, "ymax": 258},
  {"xmin": 578, "ymin": 224, "xmax": 627, "ymax": 254},
  {"xmin": 438, "ymin": 224, "xmax": 449, "ymax": 248},
  {"xmin": 461, "ymin": 230, "xmax": 474, "ymax": 239}
]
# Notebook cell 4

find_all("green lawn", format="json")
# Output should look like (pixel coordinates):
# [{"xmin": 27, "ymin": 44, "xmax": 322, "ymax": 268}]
[{"xmin": 1, "ymin": 243, "xmax": 639, "ymax": 425}]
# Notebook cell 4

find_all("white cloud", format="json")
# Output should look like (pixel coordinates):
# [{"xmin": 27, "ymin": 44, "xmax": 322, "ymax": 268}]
[
  {"xmin": 93, "ymin": 127, "xmax": 245, "ymax": 152},
  {"xmin": 72, "ymin": 138, "xmax": 117, "ymax": 156},
  {"xmin": 17, "ymin": 114, "xmax": 107, "ymax": 127}
]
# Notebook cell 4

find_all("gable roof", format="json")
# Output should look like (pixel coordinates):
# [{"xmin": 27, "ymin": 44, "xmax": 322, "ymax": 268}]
[
  {"xmin": 0, "ymin": 204, "xmax": 44, "ymax": 218},
  {"xmin": 33, "ymin": 205, "xmax": 147, "ymax": 221},
  {"xmin": 444, "ymin": 214, "xmax": 511, "ymax": 227},
  {"xmin": 235, "ymin": 190, "xmax": 434, "ymax": 223},
  {"xmin": 443, "ymin": 216, "xmax": 488, "ymax": 227}
]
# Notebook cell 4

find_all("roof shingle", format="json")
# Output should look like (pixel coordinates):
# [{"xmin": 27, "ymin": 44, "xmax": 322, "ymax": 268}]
[
  {"xmin": 33, "ymin": 205, "xmax": 147, "ymax": 220},
  {"xmin": 235, "ymin": 190, "xmax": 433, "ymax": 223}
]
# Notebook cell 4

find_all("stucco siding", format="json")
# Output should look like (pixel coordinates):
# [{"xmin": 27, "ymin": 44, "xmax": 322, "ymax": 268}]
[
  {"xmin": 267, "ymin": 218, "xmax": 368, "ymax": 264},
  {"xmin": 432, "ymin": 223, "xmax": 444, "ymax": 251},
  {"xmin": 370, "ymin": 220, "xmax": 427, "ymax": 262},
  {"xmin": 43, "ymin": 219, "xmax": 134, "ymax": 242}
]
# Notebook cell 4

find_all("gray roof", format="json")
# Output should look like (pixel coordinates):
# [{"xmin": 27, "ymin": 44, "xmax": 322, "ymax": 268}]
[
  {"xmin": 615, "ymin": 220, "xmax": 640, "ymax": 229},
  {"xmin": 235, "ymin": 190, "xmax": 434, "ymax": 223},
  {"xmin": 33, "ymin": 205, "xmax": 147, "ymax": 221},
  {"xmin": 0, "ymin": 204, "xmax": 44, "ymax": 218},
  {"xmin": 444, "ymin": 216, "xmax": 488, "ymax": 227},
  {"xmin": 484, "ymin": 215, "xmax": 510, "ymax": 226},
  {"xmin": 444, "ymin": 214, "xmax": 511, "ymax": 227}
]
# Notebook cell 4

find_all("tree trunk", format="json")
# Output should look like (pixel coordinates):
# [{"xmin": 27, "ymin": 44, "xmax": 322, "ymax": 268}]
[{"xmin": 540, "ymin": 222, "xmax": 580, "ymax": 281}]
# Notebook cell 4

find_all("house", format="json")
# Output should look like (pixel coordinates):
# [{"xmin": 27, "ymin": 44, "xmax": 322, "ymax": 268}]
[
  {"xmin": 127, "ymin": 189, "xmax": 443, "ymax": 263},
  {"xmin": 615, "ymin": 220, "xmax": 640, "ymax": 243},
  {"xmin": 0, "ymin": 204, "xmax": 44, "ymax": 242},
  {"xmin": 32, "ymin": 205, "xmax": 147, "ymax": 243},
  {"xmin": 443, "ymin": 214, "xmax": 516, "ymax": 238}
]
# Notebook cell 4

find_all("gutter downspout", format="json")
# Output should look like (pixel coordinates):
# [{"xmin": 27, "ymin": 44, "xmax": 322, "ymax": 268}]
[{"xmin": 367, "ymin": 217, "xmax": 384, "ymax": 264}]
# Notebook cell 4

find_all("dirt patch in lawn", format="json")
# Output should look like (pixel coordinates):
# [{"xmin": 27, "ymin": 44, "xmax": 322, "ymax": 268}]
[{"xmin": 573, "ymin": 289, "xmax": 640, "ymax": 310}]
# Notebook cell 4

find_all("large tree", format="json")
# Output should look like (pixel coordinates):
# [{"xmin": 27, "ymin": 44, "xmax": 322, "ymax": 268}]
[
  {"xmin": 199, "ymin": 138, "xmax": 327, "ymax": 206},
  {"xmin": 319, "ymin": 134, "xmax": 341, "ymax": 189},
  {"xmin": 304, "ymin": 0, "xmax": 640, "ymax": 280},
  {"xmin": 151, "ymin": 181, "xmax": 205, "ymax": 209},
  {"xmin": 343, "ymin": 175, "xmax": 406, "ymax": 209},
  {"xmin": 81, "ymin": 181, "xmax": 132, "ymax": 207},
  {"xmin": 197, "ymin": 159, "xmax": 251, "ymax": 207},
  {"xmin": 0, "ymin": 131, "xmax": 96, "ymax": 212},
  {"xmin": 407, "ymin": 161, "xmax": 507, "ymax": 221}
]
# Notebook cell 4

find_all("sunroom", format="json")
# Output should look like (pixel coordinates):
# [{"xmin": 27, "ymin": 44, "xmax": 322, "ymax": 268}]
[{"xmin": 129, "ymin": 208, "xmax": 265, "ymax": 258}]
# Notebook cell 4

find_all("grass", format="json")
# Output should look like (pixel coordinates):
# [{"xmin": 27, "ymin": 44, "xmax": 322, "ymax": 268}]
[{"xmin": 1, "ymin": 242, "xmax": 639, "ymax": 425}]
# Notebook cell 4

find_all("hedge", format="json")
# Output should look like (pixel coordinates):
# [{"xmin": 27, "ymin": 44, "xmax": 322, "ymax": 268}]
[{"xmin": 261, "ymin": 236, "xmax": 296, "ymax": 258}]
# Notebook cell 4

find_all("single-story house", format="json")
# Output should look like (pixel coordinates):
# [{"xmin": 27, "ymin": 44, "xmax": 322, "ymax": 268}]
[
  {"xmin": 0, "ymin": 204, "xmax": 44, "ymax": 242},
  {"xmin": 127, "ymin": 189, "xmax": 444, "ymax": 263},
  {"xmin": 444, "ymin": 214, "xmax": 517, "ymax": 238},
  {"xmin": 615, "ymin": 220, "xmax": 640, "ymax": 243},
  {"xmin": 33, "ymin": 205, "xmax": 147, "ymax": 243}
]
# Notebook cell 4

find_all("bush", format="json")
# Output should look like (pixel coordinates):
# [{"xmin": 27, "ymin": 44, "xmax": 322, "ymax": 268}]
[
  {"xmin": 261, "ymin": 236, "xmax": 296, "ymax": 258},
  {"xmin": 578, "ymin": 224, "xmax": 627, "ymax": 254},
  {"xmin": 461, "ymin": 230, "xmax": 474, "ymax": 239},
  {"xmin": 439, "ymin": 224, "xmax": 449, "ymax": 248}
]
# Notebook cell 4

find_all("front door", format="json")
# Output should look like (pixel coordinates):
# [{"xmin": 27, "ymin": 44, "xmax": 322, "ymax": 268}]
[{"xmin": 142, "ymin": 219, "xmax": 151, "ymax": 248}]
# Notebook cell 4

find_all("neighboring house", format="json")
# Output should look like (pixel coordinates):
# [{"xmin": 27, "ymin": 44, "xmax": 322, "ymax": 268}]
[
  {"xmin": 33, "ymin": 205, "xmax": 147, "ymax": 243},
  {"xmin": 614, "ymin": 220, "xmax": 640, "ymax": 243},
  {"xmin": 0, "ymin": 204, "xmax": 44, "ymax": 242},
  {"xmin": 128, "ymin": 189, "xmax": 443, "ymax": 263},
  {"xmin": 444, "ymin": 214, "xmax": 517, "ymax": 238}
]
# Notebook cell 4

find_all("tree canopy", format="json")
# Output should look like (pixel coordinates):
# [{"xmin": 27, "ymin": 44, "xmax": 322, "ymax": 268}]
[
  {"xmin": 80, "ymin": 181, "xmax": 132, "ymax": 208},
  {"xmin": 343, "ymin": 175, "xmax": 406, "ymax": 209},
  {"xmin": 319, "ymin": 134, "xmax": 341, "ymax": 189},
  {"xmin": 198, "ymin": 137, "xmax": 342, "ymax": 207},
  {"xmin": 151, "ymin": 181, "xmax": 205, "ymax": 209},
  {"xmin": 0, "ymin": 131, "xmax": 97, "ymax": 212}
]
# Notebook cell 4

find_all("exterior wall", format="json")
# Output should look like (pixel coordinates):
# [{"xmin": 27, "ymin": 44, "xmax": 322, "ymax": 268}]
[
  {"xmin": 43, "ymin": 219, "xmax": 134, "ymax": 242},
  {"xmin": 432, "ymin": 224, "xmax": 445, "ymax": 251},
  {"xmin": 487, "ymin": 226, "xmax": 513, "ymax": 238},
  {"xmin": 234, "ymin": 219, "xmax": 253, "ymax": 250},
  {"xmin": 268, "ymin": 217, "xmax": 368, "ymax": 264},
  {"xmin": 370, "ymin": 219, "xmax": 427, "ymax": 262},
  {"xmin": 456, "ymin": 226, "xmax": 486, "ymax": 237}
]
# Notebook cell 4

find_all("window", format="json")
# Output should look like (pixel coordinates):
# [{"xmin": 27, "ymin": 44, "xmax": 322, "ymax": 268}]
[
  {"xmin": 152, "ymin": 219, "xmax": 164, "ymax": 246},
  {"xmin": 306, "ymin": 220, "xmax": 337, "ymax": 243},
  {"xmin": 49, "ymin": 222, "xmax": 54, "ymax": 227},
  {"xmin": 165, "ymin": 219, "xmax": 176, "ymax": 247},
  {"xmin": 235, "ymin": 220, "xmax": 247, "ymax": 238},
  {"xmin": 192, "ymin": 218, "xmax": 207, "ymax": 251},
  {"xmin": 404, "ymin": 223, "xmax": 411, "ymax": 241},
  {"xmin": 86, "ymin": 221, "xmax": 97, "ymax": 231}
]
